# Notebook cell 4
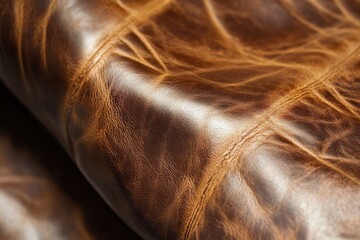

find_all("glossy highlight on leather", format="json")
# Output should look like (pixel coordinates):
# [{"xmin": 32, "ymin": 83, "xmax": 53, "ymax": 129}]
[{"xmin": 1, "ymin": 0, "xmax": 360, "ymax": 239}]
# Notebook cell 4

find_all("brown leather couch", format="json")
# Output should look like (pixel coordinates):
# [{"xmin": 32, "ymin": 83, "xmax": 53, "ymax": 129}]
[{"xmin": 1, "ymin": 0, "xmax": 360, "ymax": 239}]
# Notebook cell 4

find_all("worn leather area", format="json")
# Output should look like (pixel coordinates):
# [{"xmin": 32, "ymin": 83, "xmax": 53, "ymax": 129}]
[{"xmin": 1, "ymin": 0, "xmax": 360, "ymax": 239}]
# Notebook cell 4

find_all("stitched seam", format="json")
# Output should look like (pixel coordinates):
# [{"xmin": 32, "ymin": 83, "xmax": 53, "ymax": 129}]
[
  {"xmin": 181, "ymin": 42, "xmax": 360, "ymax": 240},
  {"xmin": 63, "ymin": 0, "xmax": 172, "ymax": 155}
]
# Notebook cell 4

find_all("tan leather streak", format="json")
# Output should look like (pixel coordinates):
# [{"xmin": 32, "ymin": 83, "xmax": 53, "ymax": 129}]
[{"xmin": 63, "ymin": 0, "xmax": 172, "ymax": 154}]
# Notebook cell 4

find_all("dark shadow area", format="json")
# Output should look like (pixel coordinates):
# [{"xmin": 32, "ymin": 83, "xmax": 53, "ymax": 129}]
[{"xmin": 0, "ymin": 82, "xmax": 141, "ymax": 240}]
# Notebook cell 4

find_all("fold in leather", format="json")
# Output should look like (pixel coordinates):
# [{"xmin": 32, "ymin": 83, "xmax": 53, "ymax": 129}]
[
  {"xmin": 0, "ymin": 83, "xmax": 140, "ymax": 239},
  {"xmin": 0, "ymin": 112, "xmax": 90, "ymax": 239},
  {"xmin": 1, "ymin": 0, "xmax": 360, "ymax": 239}
]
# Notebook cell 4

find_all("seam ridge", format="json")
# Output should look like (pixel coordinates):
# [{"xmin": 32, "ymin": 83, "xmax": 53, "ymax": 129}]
[{"xmin": 181, "ymin": 41, "xmax": 360, "ymax": 240}]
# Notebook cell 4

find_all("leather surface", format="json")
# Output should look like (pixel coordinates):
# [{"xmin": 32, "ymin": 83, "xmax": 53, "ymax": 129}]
[
  {"xmin": 0, "ymin": 83, "xmax": 140, "ymax": 239},
  {"xmin": 1, "ymin": 0, "xmax": 360, "ymax": 239}
]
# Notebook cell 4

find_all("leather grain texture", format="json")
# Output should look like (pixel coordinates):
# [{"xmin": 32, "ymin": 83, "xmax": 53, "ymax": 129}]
[{"xmin": 1, "ymin": 0, "xmax": 360, "ymax": 239}]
